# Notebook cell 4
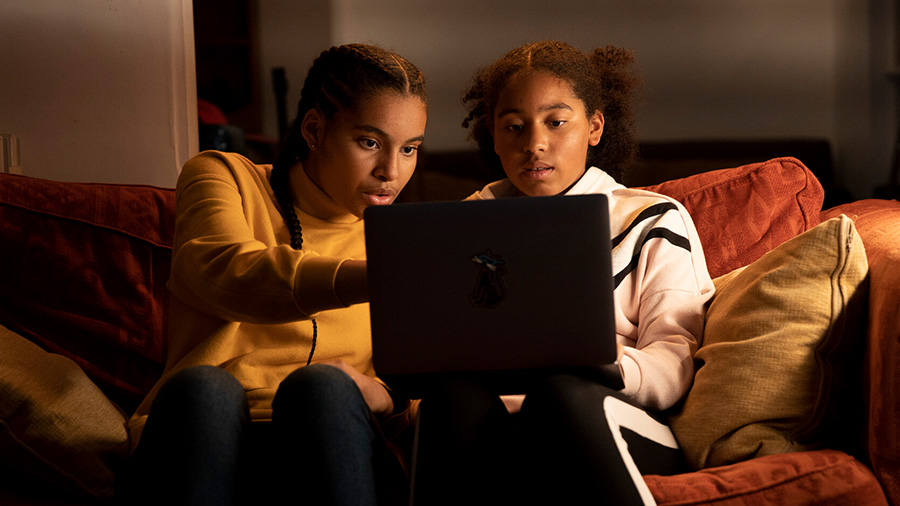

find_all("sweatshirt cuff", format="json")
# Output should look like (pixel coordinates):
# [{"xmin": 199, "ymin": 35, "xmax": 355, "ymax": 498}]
[
  {"xmin": 619, "ymin": 353, "xmax": 641, "ymax": 398},
  {"xmin": 293, "ymin": 256, "xmax": 348, "ymax": 314}
]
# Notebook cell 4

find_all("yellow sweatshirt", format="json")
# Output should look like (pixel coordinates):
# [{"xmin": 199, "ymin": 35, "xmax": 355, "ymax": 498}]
[{"xmin": 128, "ymin": 151, "xmax": 380, "ymax": 448}]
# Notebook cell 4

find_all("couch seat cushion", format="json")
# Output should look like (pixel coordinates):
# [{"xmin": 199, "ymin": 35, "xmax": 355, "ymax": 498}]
[{"xmin": 645, "ymin": 449, "xmax": 887, "ymax": 506}]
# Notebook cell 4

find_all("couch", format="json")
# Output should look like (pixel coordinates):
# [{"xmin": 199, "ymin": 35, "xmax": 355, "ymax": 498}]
[{"xmin": 0, "ymin": 156, "xmax": 898, "ymax": 505}]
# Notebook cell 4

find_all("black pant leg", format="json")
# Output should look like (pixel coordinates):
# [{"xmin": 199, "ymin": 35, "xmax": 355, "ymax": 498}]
[
  {"xmin": 518, "ymin": 375, "xmax": 683, "ymax": 505},
  {"xmin": 411, "ymin": 377, "xmax": 512, "ymax": 506}
]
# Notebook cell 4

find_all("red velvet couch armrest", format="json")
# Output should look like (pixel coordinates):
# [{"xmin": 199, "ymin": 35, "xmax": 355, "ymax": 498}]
[{"xmin": 822, "ymin": 199, "xmax": 900, "ymax": 506}]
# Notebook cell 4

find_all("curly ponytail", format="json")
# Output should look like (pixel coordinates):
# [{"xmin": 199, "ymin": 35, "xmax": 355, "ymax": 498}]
[
  {"xmin": 587, "ymin": 45, "xmax": 641, "ymax": 181},
  {"xmin": 462, "ymin": 40, "xmax": 640, "ymax": 181}
]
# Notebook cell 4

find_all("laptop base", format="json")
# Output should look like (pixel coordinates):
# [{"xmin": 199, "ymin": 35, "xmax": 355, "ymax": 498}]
[{"xmin": 381, "ymin": 363, "xmax": 624, "ymax": 399}]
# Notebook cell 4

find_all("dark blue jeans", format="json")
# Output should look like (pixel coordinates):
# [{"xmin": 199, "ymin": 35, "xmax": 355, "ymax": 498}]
[{"xmin": 124, "ymin": 364, "xmax": 404, "ymax": 506}]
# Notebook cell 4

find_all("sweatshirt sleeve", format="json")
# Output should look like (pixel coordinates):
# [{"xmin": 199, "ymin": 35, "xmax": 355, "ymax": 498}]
[
  {"xmin": 167, "ymin": 152, "xmax": 349, "ymax": 324},
  {"xmin": 616, "ymin": 200, "xmax": 715, "ymax": 410},
  {"xmin": 619, "ymin": 286, "xmax": 710, "ymax": 410}
]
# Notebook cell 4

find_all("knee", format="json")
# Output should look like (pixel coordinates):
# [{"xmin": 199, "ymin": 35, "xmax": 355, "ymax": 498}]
[
  {"xmin": 273, "ymin": 364, "xmax": 364, "ymax": 416},
  {"xmin": 154, "ymin": 365, "xmax": 247, "ymax": 419},
  {"xmin": 523, "ymin": 375, "xmax": 619, "ymax": 421},
  {"xmin": 527, "ymin": 375, "xmax": 586, "ymax": 407},
  {"xmin": 278, "ymin": 363, "xmax": 357, "ymax": 396}
]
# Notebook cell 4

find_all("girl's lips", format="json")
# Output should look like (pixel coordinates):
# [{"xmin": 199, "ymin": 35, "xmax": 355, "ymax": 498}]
[
  {"xmin": 362, "ymin": 188, "xmax": 396, "ymax": 206},
  {"xmin": 522, "ymin": 165, "xmax": 554, "ymax": 180}
]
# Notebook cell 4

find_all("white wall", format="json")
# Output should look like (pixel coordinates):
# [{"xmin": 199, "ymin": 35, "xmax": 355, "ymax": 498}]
[
  {"xmin": 256, "ymin": 0, "xmax": 895, "ymax": 200},
  {"xmin": 0, "ymin": 0, "xmax": 197, "ymax": 187},
  {"xmin": 2, "ymin": 0, "xmax": 893, "ymax": 196},
  {"xmin": 332, "ymin": 0, "xmax": 837, "ymax": 147}
]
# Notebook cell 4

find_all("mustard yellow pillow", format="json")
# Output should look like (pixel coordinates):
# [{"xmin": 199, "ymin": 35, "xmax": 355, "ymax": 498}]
[
  {"xmin": 0, "ymin": 324, "xmax": 129, "ymax": 498},
  {"xmin": 670, "ymin": 215, "xmax": 868, "ymax": 470}
]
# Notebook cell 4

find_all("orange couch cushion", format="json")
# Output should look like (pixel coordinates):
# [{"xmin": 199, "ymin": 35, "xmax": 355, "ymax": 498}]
[
  {"xmin": 0, "ymin": 173, "xmax": 173, "ymax": 413},
  {"xmin": 645, "ymin": 449, "xmax": 887, "ymax": 505},
  {"xmin": 646, "ymin": 157, "xmax": 824, "ymax": 278},
  {"xmin": 822, "ymin": 199, "xmax": 900, "ymax": 506}
]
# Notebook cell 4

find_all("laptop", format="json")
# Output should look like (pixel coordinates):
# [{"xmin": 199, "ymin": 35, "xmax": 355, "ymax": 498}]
[{"xmin": 364, "ymin": 193, "xmax": 622, "ymax": 398}]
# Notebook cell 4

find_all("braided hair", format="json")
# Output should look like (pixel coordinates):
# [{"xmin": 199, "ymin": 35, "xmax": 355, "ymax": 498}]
[
  {"xmin": 271, "ymin": 43, "xmax": 426, "ymax": 249},
  {"xmin": 269, "ymin": 43, "xmax": 426, "ymax": 363},
  {"xmin": 462, "ymin": 41, "xmax": 640, "ymax": 182}
]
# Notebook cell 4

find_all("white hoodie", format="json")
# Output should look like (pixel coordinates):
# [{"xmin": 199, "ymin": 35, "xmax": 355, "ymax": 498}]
[{"xmin": 468, "ymin": 167, "xmax": 715, "ymax": 410}]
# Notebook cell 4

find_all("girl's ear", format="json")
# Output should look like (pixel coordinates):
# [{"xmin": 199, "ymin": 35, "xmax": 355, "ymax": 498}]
[
  {"xmin": 300, "ymin": 108, "xmax": 324, "ymax": 151},
  {"xmin": 588, "ymin": 110, "xmax": 604, "ymax": 146}
]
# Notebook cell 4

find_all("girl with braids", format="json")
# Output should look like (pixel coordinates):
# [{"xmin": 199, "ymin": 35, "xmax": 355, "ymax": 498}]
[
  {"xmin": 412, "ymin": 41, "xmax": 714, "ymax": 505},
  {"xmin": 125, "ymin": 43, "xmax": 426, "ymax": 506}
]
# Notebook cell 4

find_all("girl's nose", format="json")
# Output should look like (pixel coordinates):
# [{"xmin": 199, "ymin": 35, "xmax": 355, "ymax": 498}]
[
  {"xmin": 523, "ymin": 127, "xmax": 547, "ymax": 153},
  {"xmin": 373, "ymin": 152, "xmax": 400, "ymax": 181}
]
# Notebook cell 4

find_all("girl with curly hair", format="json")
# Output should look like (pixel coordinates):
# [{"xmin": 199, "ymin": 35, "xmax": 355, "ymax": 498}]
[{"xmin": 412, "ymin": 41, "xmax": 714, "ymax": 505}]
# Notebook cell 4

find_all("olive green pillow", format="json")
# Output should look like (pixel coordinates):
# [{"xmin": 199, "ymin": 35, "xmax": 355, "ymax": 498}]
[
  {"xmin": 670, "ymin": 215, "xmax": 868, "ymax": 469},
  {"xmin": 0, "ymin": 324, "xmax": 129, "ymax": 498}
]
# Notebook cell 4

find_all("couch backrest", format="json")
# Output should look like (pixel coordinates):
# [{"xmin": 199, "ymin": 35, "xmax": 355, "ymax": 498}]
[
  {"xmin": 0, "ymin": 173, "xmax": 175, "ymax": 413},
  {"xmin": 645, "ymin": 157, "xmax": 824, "ymax": 278},
  {"xmin": 0, "ymin": 157, "xmax": 824, "ymax": 412}
]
